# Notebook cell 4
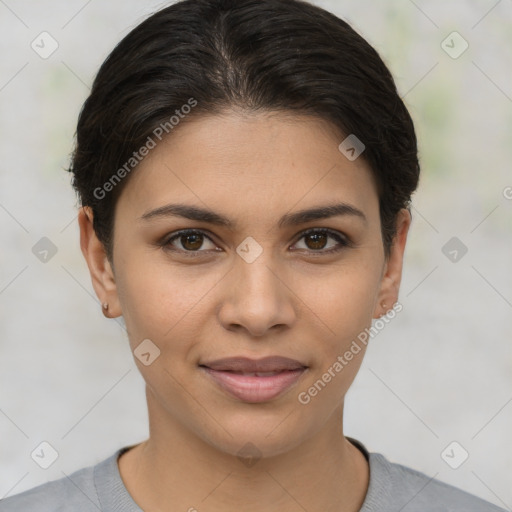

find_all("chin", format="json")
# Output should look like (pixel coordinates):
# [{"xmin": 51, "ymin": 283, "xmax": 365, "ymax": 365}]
[{"xmin": 193, "ymin": 408, "xmax": 313, "ymax": 462}]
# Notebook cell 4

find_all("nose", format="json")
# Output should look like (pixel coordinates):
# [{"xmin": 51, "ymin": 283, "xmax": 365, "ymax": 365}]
[{"xmin": 217, "ymin": 252, "xmax": 297, "ymax": 337}]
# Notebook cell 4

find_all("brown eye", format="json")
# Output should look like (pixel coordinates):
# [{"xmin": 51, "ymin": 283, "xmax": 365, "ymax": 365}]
[
  {"xmin": 163, "ymin": 230, "xmax": 217, "ymax": 254},
  {"xmin": 292, "ymin": 228, "xmax": 350, "ymax": 254},
  {"xmin": 304, "ymin": 232, "xmax": 328, "ymax": 250},
  {"xmin": 161, "ymin": 228, "xmax": 351, "ymax": 258},
  {"xmin": 180, "ymin": 232, "xmax": 204, "ymax": 251}
]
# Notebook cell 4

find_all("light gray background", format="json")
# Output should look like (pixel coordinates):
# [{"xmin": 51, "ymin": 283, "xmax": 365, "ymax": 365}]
[{"xmin": 0, "ymin": 0, "xmax": 511, "ymax": 508}]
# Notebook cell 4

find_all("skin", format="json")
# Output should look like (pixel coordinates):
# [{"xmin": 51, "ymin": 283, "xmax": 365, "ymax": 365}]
[{"xmin": 79, "ymin": 109, "xmax": 411, "ymax": 512}]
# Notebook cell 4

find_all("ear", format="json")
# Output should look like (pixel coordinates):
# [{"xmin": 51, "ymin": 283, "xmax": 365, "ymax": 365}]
[
  {"xmin": 78, "ymin": 206, "xmax": 121, "ymax": 318},
  {"xmin": 373, "ymin": 208, "xmax": 411, "ymax": 319}
]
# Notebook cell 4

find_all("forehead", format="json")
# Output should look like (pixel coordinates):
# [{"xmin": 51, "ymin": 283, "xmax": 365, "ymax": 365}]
[{"xmin": 115, "ymin": 110, "xmax": 379, "ymax": 226}]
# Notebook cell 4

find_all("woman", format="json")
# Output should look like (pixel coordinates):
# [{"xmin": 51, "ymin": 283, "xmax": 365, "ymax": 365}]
[{"xmin": 1, "ymin": 0, "xmax": 506, "ymax": 510}]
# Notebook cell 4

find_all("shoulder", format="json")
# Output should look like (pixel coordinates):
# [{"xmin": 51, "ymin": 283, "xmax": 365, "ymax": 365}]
[
  {"xmin": 366, "ymin": 451, "xmax": 507, "ymax": 511},
  {"xmin": 0, "ymin": 452, "xmax": 115, "ymax": 512}
]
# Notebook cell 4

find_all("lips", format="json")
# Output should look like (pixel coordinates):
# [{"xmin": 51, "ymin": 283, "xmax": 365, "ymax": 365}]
[
  {"xmin": 199, "ymin": 356, "xmax": 307, "ymax": 373},
  {"xmin": 199, "ymin": 356, "xmax": 308, "ymax": 403}
]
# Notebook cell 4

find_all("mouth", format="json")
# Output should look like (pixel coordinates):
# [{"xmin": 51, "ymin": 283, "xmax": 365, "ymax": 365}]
[
  {"xmin": 199, "ymin": 355, "xmax": 307, "ymax": 373},
  {"xmin": 198, "ymin": 356, "xmax": 308, "ymax": 403},
  {"xmin": 207, "ymin": 370, "xmax": 291, "ymax": 377}
]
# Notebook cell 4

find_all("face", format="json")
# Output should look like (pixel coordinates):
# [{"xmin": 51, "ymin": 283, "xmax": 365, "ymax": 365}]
[{"xmin": 80, "ymin": 110, "xmax": 410, "ymax": 459}]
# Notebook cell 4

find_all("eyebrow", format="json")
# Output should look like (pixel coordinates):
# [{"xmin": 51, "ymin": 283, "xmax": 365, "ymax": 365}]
[{"xmin": 138, "ymin": 202, "xmax": 367, "ymax": 229}]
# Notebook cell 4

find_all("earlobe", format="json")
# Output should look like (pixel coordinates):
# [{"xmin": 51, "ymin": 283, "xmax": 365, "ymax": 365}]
[
  {"xmin": 373, "ymin": 208, "xmax": 411, "ymax": 319},
  {"xmin": 78, "ymin": 206, "xmax": 121, "ymax": 318}
]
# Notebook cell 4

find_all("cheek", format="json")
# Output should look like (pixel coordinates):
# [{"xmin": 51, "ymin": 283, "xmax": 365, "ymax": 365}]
[
  {"xmin": 294, "ymin": 275, "xmax": 375, "ymax": 411},
  {"xmin": 303, "ymin": 261, "xmax": 381, "ymax": 336},
  {"xmin": 297, "ymin": 258, "xmax": 380, "ymax": 396},
  {"xmin": 115, "ymin": 251, "xmax": 221, "ymax": 343},
  {"xmin": 114, "ymin": 258, "xmax": 211, "ymax": 406}
]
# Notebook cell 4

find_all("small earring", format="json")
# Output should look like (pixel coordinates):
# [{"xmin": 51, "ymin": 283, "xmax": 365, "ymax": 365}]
[{"xmin": 102, "ymin": 302, "xmax": 109, "ymax": 310}]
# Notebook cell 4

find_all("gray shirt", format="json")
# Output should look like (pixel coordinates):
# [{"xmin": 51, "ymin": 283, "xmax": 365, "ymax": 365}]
[{"xmin": 0, "ymin": 438, "xmax": 506, "ymax": 511}]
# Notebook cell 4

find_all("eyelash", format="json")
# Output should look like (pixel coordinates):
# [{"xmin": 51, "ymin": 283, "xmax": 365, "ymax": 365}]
[{"xmin": 159, "ymin": 228, "xmax": 352, "ymax": 258}]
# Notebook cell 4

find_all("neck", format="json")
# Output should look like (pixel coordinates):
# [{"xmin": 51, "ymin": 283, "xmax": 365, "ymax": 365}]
[{"xmin": 118, "ymin": 390, "xmax": 369, "ymax": 512}]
